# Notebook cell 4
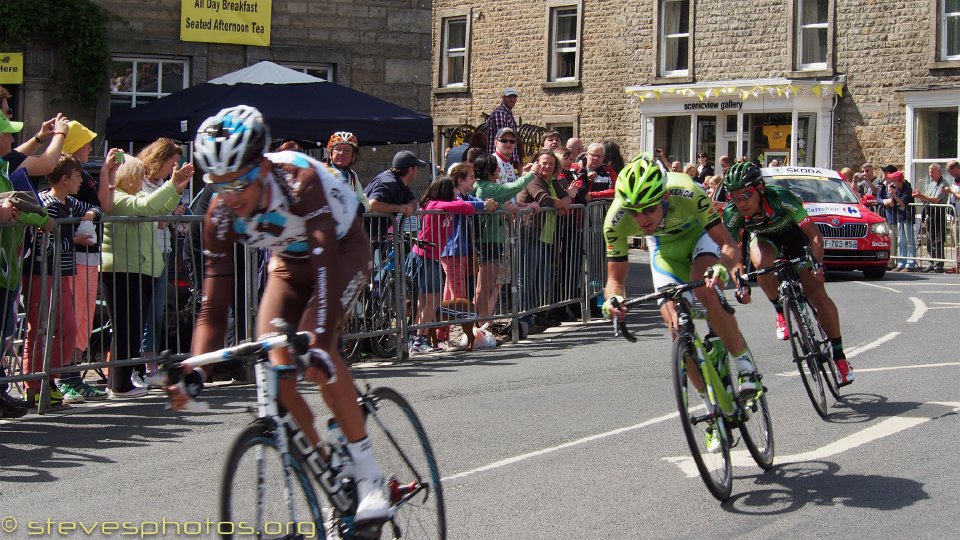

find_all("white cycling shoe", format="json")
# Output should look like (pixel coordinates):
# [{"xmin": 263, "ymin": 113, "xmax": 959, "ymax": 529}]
[{"xmin": 354, "ymin": 474, "xmax": 392, "ymax": 525}]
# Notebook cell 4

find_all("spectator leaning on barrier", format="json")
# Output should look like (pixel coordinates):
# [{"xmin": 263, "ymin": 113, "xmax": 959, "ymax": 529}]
[
  {"xmin": 879, "ymin": 170, "xmax": 918, "ymax": 271},
  {"xmin": 22, "ymin": 154, "xmax": 105, "ymax": 407},
  {"xmin": 101, "ymin": 155, "xmax": 191, "ymax": 399},
  {"xmin": 517, "ymin": 149, "xmax": 572, "ymax": 328},
  {"xmin": 913, "ymin": 163, "xmax": 950, "ymax": 273},
  {"xmin": 440, "ymin": 162, "xmax": 494, "ymax": 303},
  {"xmin": 0, "ymin": 114, "xmax": 52, "ymax": 417},
  {"xmin": 406, "ymin": 176, "xmax": 486, "ymax": 355},
  {"xmin": 473, "ymin": 153, "xmax": 533, "ymax": 328},
  {"xmin": 363, "ymin": 150, "xmax": 421, "ymax": 238}
]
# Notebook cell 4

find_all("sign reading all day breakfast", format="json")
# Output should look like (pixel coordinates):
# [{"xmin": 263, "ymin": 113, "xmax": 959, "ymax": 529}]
[
  {"xmin": 0, "ymin": 53, "xmax": 24, "ymax": 85},
  {"xmin": 180, "ymin": 0, "xmax": 272, "ymax": 47}
]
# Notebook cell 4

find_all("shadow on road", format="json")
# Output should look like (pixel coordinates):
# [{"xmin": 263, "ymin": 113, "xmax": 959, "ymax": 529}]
[
  {"xmin": 725, "ymin": 460, "xmax": 928, "ymax": 515},
  {"xmin": 824, "ymin": 393, "xmax": 935, "ymax": 425}
]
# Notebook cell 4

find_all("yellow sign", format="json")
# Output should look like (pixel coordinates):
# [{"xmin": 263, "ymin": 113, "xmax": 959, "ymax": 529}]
[
  {"xmin": 180, "ymin": 0, "xmax": 272, "ymax": 47},
  {"xmin": 0, "ymin": 53, "xmax": 24, "ymax": 84}
]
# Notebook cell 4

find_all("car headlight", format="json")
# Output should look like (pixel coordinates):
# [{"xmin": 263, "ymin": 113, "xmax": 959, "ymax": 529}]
[{"xmin": 871, "ymin": 221, "xmax": 890, "ymax": 235}]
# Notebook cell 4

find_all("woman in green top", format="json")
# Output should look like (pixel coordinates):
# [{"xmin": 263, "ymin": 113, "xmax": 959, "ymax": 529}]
[
  {"xmin": 472, "ymin": 153, "xmax": 538, "ymax": 323},
  {"xmin": 100, "ymin": 156, "xmax": 191, "ymax": 398}
]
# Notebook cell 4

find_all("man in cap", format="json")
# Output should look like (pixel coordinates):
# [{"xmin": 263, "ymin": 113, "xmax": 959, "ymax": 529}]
[
  {"xmin": 487, "ymin": 87, "xmax": 520, "ymax": 165},
  {"xmin": 363, "ymin": 150, "xmax": 424, "ymax": 238},
  {"xmin": 492, "ymin": 127, "xmax": 520, "ymax": 186}
]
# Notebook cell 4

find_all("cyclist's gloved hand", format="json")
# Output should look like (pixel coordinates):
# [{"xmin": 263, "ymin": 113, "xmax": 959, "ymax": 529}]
[
  {"xmin": 302, "ymin": 348, "xmax": 338, "ymax": 385},
  {"xmin": 602, "ymin": 295, "xmax": 626, "ymax": 320},
  {"xmin": 706, "ymin": 263, "xmax": 729, "ymax": 285}
]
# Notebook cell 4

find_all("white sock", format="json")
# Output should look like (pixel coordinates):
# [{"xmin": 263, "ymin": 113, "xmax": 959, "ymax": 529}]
[
  {"xmin": 347, "ymin": 437, "xmax": 383, "ymax": 481},
  {"xmin": 730, "ymin": 351, "xmax": 755, "ymax": 375}
]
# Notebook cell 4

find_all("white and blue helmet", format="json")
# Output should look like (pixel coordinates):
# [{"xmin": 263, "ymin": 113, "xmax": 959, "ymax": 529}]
[{"xmin": 194, "ymin": 105, "xmax": 270, "ymax": 176}]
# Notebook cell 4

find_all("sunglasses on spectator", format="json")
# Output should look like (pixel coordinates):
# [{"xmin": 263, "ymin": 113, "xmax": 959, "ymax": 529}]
[
  {"xmin": 208, "ymin": 167, "xmax": 259, "ymax": 194},
  {"xmin": 728, "ymin": 186, "xmax": 758, "ymax": 203},
  {"xmin": 498, "ymin": 138, "xmax": 517, "ymax": 144}
]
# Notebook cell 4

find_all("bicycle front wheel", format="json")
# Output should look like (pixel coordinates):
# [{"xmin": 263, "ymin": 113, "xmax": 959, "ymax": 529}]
[
  {"xmin": 366, "ymin": 387, "xmax": 446, "ymax": 539},
  {"xmin": 672, "ymin": 337, "xmax": 733, "ymax": 501},
  {"xmin": 785, "ymin": 299, "xmax": 829, "ymax": 418},
  {"xmin": 219, "ymin": 421, "xmax": 323, "ymax": 540},
  {"xmin": 739, "ymin": 386, "xmax": 775, "ymax": 470}
]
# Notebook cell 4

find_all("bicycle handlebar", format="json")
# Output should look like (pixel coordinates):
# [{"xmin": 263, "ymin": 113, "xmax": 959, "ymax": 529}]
[
  {"xmin": 159, "ymin": 320, "xmax": 311, "ymax": 403},
  {"xmin": 741, "ymin": 246, "xmax": 820, "ymax": 282},
  {"xmin": 611, "ymin": 266, "xmax": 744, "ymax": 342}
]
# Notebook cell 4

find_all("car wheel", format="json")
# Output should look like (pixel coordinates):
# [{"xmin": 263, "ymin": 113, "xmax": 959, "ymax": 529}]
[{"xmin": 862, "ymin": 268, "xmax": 886, "ymax": 280}]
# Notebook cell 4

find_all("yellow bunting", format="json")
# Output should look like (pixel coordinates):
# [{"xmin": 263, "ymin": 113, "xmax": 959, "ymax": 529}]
[
  {"xmin": 811, "ymin": 85, "xmax": 823, "ymax": 96},
  {"xmin": 833, "ymin": 84, "xmax": 843, "ymax": 97}
]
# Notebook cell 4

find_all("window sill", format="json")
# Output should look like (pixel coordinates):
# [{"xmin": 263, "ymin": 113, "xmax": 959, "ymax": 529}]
[
  {"xmin": 928, "ymin": 59, "xmax": 960, "ymax": 70},
  {"xmin": 433, "ymin": 86, "xmax": 470, "ymax": 95},
  {"xmin": 542, "ymin": 80, "xmax": 580, "ymax": 90},
  {"xmin": 786, "ymin": 69, "xmax": 834, "ymax": 79},
  {"xmin": 652, "ymin": 75, "xmax": 694, "ymax": 85}
]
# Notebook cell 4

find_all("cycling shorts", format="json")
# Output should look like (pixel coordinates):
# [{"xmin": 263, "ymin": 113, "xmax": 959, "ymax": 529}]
[
  {"xmin": 649, "ymin": 231, "xmax": 721, "ymax": 305},
  {"xmin": 750, "ymin": 223, "xmax": 810, "ymax": 260},
  {"xmin": 257, "ymin": 218, "xmax": 371, "ymax": 353}
]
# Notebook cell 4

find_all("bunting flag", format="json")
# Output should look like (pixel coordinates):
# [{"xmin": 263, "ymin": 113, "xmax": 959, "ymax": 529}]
[
  {"xmin": 833, "ymin": 84, "xmax": 843, "ymax": 97},
  {"xmin": 741, "ymin": 90, "xmax": 750, "ymax": 99},
  {"xmin": 697, "ymin": 91, "xmax": 706, "ymax": 101},
  {"xmin": 626, "ymin": 81, "xmax": 843, "ymax": 100}
]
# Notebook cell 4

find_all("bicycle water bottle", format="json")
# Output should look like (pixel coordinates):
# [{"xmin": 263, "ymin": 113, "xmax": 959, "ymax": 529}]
[{"xmin": 704, "ymin": 332, "xmax": 727, "ymax": 379}]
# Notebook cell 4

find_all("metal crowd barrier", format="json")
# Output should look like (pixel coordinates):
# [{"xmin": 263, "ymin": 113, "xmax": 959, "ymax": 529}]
[
  {"xmin": 1, "ymin": 201, "xmax": 614, "ymax": 413},
  {"xmin": 885, "ymin": 202, "xmax": 959, "ymax": 271}
]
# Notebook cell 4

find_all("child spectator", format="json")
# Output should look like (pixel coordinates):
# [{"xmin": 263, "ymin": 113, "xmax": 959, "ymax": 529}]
[
  {"xmin": 22, "ymin": 154, "xmax": 105, "ymax": 406},
  {"xmin": 406, "ymin": 176, "xmax": 485, "ymax": 354}
]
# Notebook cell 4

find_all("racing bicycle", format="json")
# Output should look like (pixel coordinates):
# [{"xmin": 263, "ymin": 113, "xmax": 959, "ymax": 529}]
[
  {"xmin": 162, "ymin": 323, "xmax": 445, "ymax": 539},
  {"xmin": 611, "ymin": 271, "xmax": 774, "ymax": 501},
  {"xmin": 743, "ymin": 248, "xmax": 842, "ymax": 418}
]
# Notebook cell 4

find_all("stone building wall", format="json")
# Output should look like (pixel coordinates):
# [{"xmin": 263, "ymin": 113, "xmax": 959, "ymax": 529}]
[{"xmin": 431, "ymin": 0, "xmax": 960, "ymax": 172}]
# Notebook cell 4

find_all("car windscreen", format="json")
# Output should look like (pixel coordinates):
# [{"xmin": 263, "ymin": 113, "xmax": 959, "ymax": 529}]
[{"xmin": 767, "ymin": 176, "xmax": 860, "ymax": 204}]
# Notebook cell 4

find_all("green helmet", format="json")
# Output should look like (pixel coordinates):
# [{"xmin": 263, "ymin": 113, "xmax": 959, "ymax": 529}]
[
  {"xmin": 616, "ymin": 155, "xmax": 665, "ymax": 211},
  {"xmin": 723, "ymin": 162, "xmax": 764, "ymax": 192}
]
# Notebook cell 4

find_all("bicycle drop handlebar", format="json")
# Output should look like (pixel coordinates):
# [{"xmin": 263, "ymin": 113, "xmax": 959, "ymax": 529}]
[
  {"xmin": 610, "ymin": 266, "xmax": 749, "ymax": 342},
  {"xmin": 740, "ymin": 246, "xmax": 821, "ymax": 283}
]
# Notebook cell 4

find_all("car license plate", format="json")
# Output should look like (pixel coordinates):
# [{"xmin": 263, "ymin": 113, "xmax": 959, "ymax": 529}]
[{"xmin": 824, "ymin": 239, "xmax": 858, "ymax": 249}]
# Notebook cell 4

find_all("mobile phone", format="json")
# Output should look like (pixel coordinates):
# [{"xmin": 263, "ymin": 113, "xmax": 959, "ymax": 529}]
[{"xmin": 115, "ymin": 151, "xmax": 125, "ymax": 164}]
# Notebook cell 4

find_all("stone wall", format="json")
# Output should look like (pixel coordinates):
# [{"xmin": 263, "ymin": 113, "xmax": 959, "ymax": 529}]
[{"xmin": 431, "ymin": 0, "xmax": 960, "ymax": 172}]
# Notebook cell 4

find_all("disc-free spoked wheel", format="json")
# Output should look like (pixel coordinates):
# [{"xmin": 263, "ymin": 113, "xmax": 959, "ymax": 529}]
[
  {"xmin": 219, "ymin": 421, "xmax": 323, "ymax": 540},
  {"xmin": 739, "ymin": 385, "xmax": 775, "ymax": 470},
  {"xmin": 365, "ymin": 387, "xmax": 446, "ymax": 539},
  {"xmin": 672, "ymin": 337, "xmax": 733, "ymax": 501},
  {"xmin": 785, "ymin": 300, "xmax": 828, "ymax": 417}
]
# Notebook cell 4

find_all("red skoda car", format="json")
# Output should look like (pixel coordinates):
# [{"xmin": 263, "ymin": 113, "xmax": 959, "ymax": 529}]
[{"xmin": 762, "ymin": 167, "xmax": 891, "ymax": 279}]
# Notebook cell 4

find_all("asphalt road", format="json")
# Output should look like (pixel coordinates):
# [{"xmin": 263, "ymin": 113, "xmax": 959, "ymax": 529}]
[{"xmin": 2, "ymin": 252, "xmax": 958, "ymax": 539}]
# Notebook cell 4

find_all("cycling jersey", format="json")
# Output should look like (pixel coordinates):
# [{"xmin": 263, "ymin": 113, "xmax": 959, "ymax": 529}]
[
  {"xmin": 604, "ymin": 172, "xmax": 721, "ymax": 262},
  {"xmin": 194, "ymin": 152, "xmax": 370, "ymax": 353},
  {"xmin": 723, "ymin": 184, "xmax": 809, "ymax": 240}
]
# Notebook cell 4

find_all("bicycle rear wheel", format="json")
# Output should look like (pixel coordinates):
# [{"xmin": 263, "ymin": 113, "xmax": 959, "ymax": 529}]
[
  {"xmin": 738, "ymin": 385, "xmax": 775, "ymax": 470},
  {"xmin": 365, "ymin": 387, "xmax": 446, "ymax": 539},
  {"xmin": 672, "ymin": 337, "xmax": 733, "ymax": 501},
  {"xmin": 220, "ymin": 421, "xmax": 323, "ymax": 540},
  {"xmin": 785, "ymin": 299, "xmax": 828, "ymax": 418}
]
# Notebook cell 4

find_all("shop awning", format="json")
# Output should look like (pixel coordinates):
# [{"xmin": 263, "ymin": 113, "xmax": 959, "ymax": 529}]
[{"xmin": 625, "ymin": 78, "xmax": 845, "ymax": 103}]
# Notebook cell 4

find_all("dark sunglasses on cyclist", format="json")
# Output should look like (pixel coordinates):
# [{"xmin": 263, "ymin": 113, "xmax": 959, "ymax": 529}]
[
  {"xmin": 207, "ymin": 167, "xmax": 259, "ymax": 194},
  {"xmin": 498, "ymin": 138, "xmax": 517, "ymax": 144},
  {"xmin": 728, "ymin": 186, "xmax": 758, "ymax": 204}
]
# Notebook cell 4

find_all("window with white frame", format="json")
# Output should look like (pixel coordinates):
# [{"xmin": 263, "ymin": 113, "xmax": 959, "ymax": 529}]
[
  {"xmin": 109, "ymin": 58, "xmax": 188, "ymax": 115},
  {"xmin": 549, "ymin": 6, "xmax": 580, "ymax": 81},
  {"xmin": 942, "ymin": 0, "xmax": 960, "ymax": 60},
  {"xmin": 660, "ymin": 0, "xmax": 690, "ymax": 76},
  {"xmin": 796, "ymin": 0, "xmax": 828, "ymax": 69},
  {"xmin": 441, "ymin": 16, "xmax": 468, "ymax": 87},
  {"xmin": 285, "ymin": 63, "xmax": 336, "ymax": 82}
]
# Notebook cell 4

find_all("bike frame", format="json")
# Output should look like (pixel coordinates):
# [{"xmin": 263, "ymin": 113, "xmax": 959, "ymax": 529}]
[{"xmin": 674, "ymin": 298, "xmax": 737, "ymax": 420}]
